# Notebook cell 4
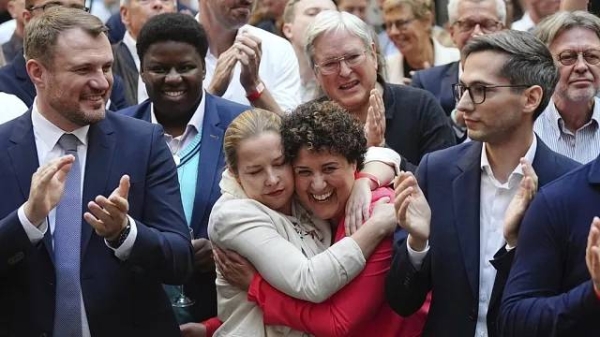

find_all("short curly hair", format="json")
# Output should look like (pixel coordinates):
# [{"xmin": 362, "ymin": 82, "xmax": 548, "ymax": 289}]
[
  {"xmin": 136, "ymin": 13, "xmax": 208, "ymax": 69},
  {"xmin": 281, "ymin": 101, "xmax": 366, "ymax": 170}
]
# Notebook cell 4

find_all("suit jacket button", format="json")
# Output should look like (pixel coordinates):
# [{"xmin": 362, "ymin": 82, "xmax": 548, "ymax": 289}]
[
  {"xmin": 468, "ymin": 309, "xmax": 477, "ymax": 321},
  {"xmin": 40, "ymin": 333, "xmax": 48, "ymax": 337}
]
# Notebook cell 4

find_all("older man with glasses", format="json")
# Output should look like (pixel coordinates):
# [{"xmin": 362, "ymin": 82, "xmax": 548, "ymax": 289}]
[
  {"xmin": 533, "ymin": 11, "xmax": 600, "ymax": 164},
  {"xmin": 386, "ymin": 30, "xmax": 579, "ymax": 337},
  {"xmin": 411, "ymin": 0, "xmax": 506, "ymax": 142},
  {"xmin": 0, "ymin": 0, "xmax": 129, "ymax": 111}
]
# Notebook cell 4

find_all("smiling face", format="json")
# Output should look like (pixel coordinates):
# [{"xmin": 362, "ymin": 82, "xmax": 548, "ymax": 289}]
[
  {"xmin": 549, "ymin": 27, "xmax": 600, "ymax": 105},
  {"xmin": 457, "ymin": 50, "xmax": 529, "ymax": 144},
  {"xmin": 384, "ymin": 4, "xmax": 431, "ymax": 56},
  {"xmin": 141, "ymin": 40, "xmax": 205, "ymax": 123},
  {"xmin": 32, "ymin": 28, "xmax": 113, "ymax": 131},
  {"xmin": 312, "ymin": 30, "xmax": 377, "ymax": 114},
  {"xmin": 293, "ymin": 148, "xmax": 356, "ymax": 222},
  {"xmin": 235, "ymin": 131, "xmax": 294, "ymax": 214}
]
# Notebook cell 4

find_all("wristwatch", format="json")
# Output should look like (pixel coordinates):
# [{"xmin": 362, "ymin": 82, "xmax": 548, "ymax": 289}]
[{"xmin": 108, "ymin": 224, "xmax": 131, "ymax": 249}]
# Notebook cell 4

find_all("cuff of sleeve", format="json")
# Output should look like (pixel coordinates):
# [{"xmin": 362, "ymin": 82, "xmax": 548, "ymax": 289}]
[
  {"xmin": 364, "ymin": 146, "xmax": 401, "ymax": 175},
  {"xmin": 202, "ymin": 317, "xmax": 222, "ymax": 337},
  {"xmin": 505, "ymin": 243, "xmax": 516, "ymax": 251},
  {"xmin": 18, "ymin": 205, "xmax": 47, "ymax": 244},
  {"xmin": 105, "ymin": 215, "xmax": 138, "ymax": 260},
  {"xmin": 407, "ymin": 238, "xmax": 430, "ymax": 270},
  {"xmin": 327, "ymin": 236, "xmax": 367, "ymax": 280}
]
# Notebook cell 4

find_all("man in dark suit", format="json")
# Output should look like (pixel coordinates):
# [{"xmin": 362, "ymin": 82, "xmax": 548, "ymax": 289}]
[
  {"xmin": 118, "ymin": 13, "xmax": 248, "ymax": 324},
  {"xmin": 498, "ymin": 155, "xmax": 600, "ymax": 336},
  {"xmin": 0, "ymin": 8, "xmax": 192, "ymax": 337},
  {"xmin": 411, "ymin": 0, "xmax": 506, "ymax": 140},
  {"xmin": 0, "ymin": 0, "xmax": 129, "ymax": 111},
  {"xmin": 113, "ymin": 0, "xmax": 177, "ymax": 106},
  {"xmin": 306, "ymin": 10, "xmax": 455, "ymax": 172},
  {"xmin": 386, "ymin": 30, "xmax": 579, "ymax": 337}
]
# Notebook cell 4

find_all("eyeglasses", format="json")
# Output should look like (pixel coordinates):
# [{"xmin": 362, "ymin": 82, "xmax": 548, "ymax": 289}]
[
  {"xmin": 384, "ymin": 18, "xmax": 416, "ymax": 31},
  {"xmin": 555, "ymin": 49, "xmax": 600, "ymax": 66},
  {"xmin": 314, "ymin": 50, "xmax": 368, "ymax": 75},
  {"xmin": 28, "ymin": 1, "xmax": 90, "ymax": 12},
  {"xmin": 453, "ymin": 83, "xmax": 531, "ymax": 105},
  {"xmin": 453, "ymin": 19, "xmax": 502, "ymax": 33}
]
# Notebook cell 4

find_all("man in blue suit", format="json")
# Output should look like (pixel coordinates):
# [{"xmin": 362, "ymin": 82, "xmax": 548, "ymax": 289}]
[
  {"xmin": 0, "ymin": 7, "xmax": 192, "ymax": 337},
  {"xmin": 0, "ymin": 0, "xmax": 129, "ymax": 111},
  {"xmin": 411, "ymin": 0, "xmax": 507, "ymax": 141},
  {"xmin": 386, "ymin": 30, "xmax": 579, "ymax": 337},
  {"xmin": 118, "ymin": 13, "xmax": 248, "ymax": 324}
]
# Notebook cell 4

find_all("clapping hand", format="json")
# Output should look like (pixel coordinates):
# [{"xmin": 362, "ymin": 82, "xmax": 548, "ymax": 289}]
[
  {"xmin": 207, "ymin": 44, "xmax": 238, "ymax": 97},
  {"xmin": 394, "ymin": 172, "xmax": 431, "ymax": 251},
  {"xmin": 237, "ymin": 30, "xmax": 263, "ymax": 93},
  {"xmin": 586, "ymin": 217, "xmax": 600, "ymax": 295},
  {"xmin": 84, "ymin": 175, "xmax": 130, "ymax": 241},
  {"xmin": 23, "ymin": 155, "xmax": 75, "ymax": 227},
  {"xmin": 364, "ymin": 88, "xmax": 386, "ymax": 147},
  {"xmin": 503, "ymin": 158, "xmax": 538, "ymax": 247}
]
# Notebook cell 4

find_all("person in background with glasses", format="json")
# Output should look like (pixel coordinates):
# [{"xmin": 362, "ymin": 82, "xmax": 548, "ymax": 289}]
[
  {"xmin": 382, "ymin": 0, "xmax": 460, "ymax": 86},
  {"xmin": 532, "ymin": 11, "xmax": 600, "ymax": 164},
  {"xmin": 0, "ymin": 0, "xmax": 130, "ymax": 111},
  {"xmin": 386, "ymin": 30, "xmax": 579, "ymax": 337},
  {"xmin": 411, "ymin": 0, "xmax": 506, "ymax": 143},
  {"xmin": 306, "ymin": 10, "xmax": 455, "ymax": 173}
]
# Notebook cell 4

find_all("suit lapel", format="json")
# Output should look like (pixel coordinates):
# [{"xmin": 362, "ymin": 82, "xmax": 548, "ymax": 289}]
[
  {"xmin": 531, "ymin": 138, "xmax": 560, "ymax": 186},
  {"xmin": 81, "ymin": 118, "xmax": 116, "ymax": 255},
  {"xmin": 189, "ymin": 95, "xmax": 225, "ymax": 238},
  {"xmin": 7, "ymin": 112, "xmax": 55, "ymax": 261},
  {"xmin": 452, "ymin": 142, "xmax": 483, "ymax": 298}
]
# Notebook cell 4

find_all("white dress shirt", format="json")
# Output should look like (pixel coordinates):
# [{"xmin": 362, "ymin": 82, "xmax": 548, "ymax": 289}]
[
  {"xmin": 408, "ymin": 136, "xmax": 537, "ymax": 337},
  {"xmin": 534, "ymin": 97, "xmax": 600, "ymax": 164},
  {"xmin": 122, "ymin": 30, "xmax": 149, "ymax": 104},
  {"xmin": 16, "ymin": 101, "xmax": 139, "ymax": 337}
]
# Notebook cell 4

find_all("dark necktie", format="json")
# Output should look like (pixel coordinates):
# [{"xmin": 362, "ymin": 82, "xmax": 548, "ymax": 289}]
[{"xmin": 53, "ymin": 133, "xmax": 83, "ymax": 337}]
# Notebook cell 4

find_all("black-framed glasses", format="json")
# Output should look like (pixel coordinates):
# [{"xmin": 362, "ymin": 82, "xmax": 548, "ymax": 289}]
[
  {"xmin": 28, "ymin": 1, "xmax": 90, "ymax": 12},
  {"xmin": 384, "ymin": 18, "xmax": 416, "ymax": 31},
  {"xmin": 555, "ymin": 49, "xmax": 600, "ymax": 66},
  {"xmin": 453, "ymin": 18, "xmax": 502, "ymax": 33},
  {"xmin": 314, "ymin": 50, "xmax": 369, "ymax": 75},
  {"xmin": 452, "ymin": 83, "xmax": 531, "ymax": 105}
]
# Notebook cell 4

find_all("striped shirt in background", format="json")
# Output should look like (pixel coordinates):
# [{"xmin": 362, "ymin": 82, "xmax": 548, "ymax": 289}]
[{"xmin": 534, "ymin": 97, "xmax": 600, "ymax": 164}]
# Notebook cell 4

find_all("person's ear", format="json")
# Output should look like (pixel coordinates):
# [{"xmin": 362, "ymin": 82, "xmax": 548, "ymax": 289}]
[
  {"xmin": 522, "ymin": 85, "xmax": 543, "ymax": 117},
  {"xmin": 282, "ymin": 22, "xmax": 293, "ymax": 40},
  {"xmin": 26, "ymin": 58, "xmax": 46, "ymax": 88}
]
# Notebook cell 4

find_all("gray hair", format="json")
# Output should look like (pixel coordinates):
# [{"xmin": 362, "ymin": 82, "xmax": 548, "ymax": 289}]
[
  {"xmin": 447, "ymin": 0, "xmax": 506, "ymax": 25},
  {"xmin": 304, "ymin": 10, "xmax": 374, "ymax": 69},
  {"xmin": 533, "ymin": 10, "xmax": 600, "ymax": 46},
  {"xmin": 462, "ymin": 30, "xmax": 558, "ymax": 119}
]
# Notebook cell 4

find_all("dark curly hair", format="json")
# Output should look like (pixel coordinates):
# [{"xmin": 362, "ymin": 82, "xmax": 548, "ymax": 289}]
[
  {"xmin": 281, "ymin": 101, "xmax": 366, "ymax": 170},
  {"xmin": 136, "ymin": 13, "xmax": 208, "ymax": 68}
]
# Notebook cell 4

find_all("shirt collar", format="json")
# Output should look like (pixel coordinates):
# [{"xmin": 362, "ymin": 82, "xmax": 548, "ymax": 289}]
[
  {"xmin": 123, "ymin": 30, "xmax": 140, "ymax": 71},
  {"xmin": 150, "ymin": 91, "xmax": 206, "ymax": 139},
  {"xmin": 480, "ymin": 135, "xmax": 537, "ymax": 179},
  {"xmin": 31, "ymin": 98, "xmax": 89, "ymax": 149},
  {"xmin": 548, "ymin": 96, "xmax": 600, "ymax": 135}
]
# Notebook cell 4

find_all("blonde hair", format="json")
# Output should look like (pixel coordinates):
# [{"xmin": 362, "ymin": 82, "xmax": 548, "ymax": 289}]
[
  {"xmin": 224, "ymin": 109, "xmax": 283, "ymax": 175},
  {"xmin": 382, "ymin": 0, "xmax": 432, "ymax": 19}
]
